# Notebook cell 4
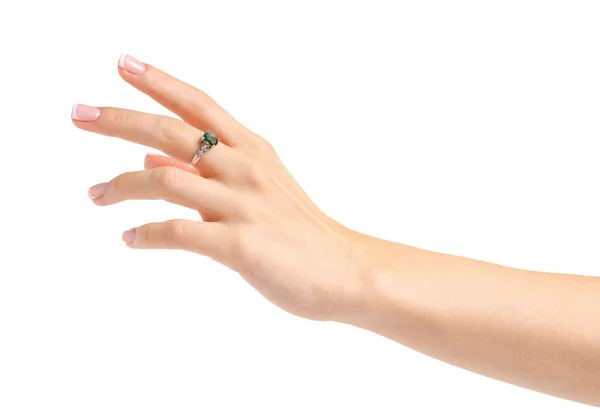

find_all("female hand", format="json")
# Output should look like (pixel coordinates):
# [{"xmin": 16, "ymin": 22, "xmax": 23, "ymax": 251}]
[
  {"xmin": 72, "ymin": 55, "xmax": 600, "ymax": 406},
  {"xmin": 72, "ymin": 55, "xmax": 368, "ymax": 322}
]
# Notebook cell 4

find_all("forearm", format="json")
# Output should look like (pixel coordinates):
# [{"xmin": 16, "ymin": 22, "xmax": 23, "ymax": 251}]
[{"xmin": 344, "ymin": 233, "xmax": 600, "ymax": 406}]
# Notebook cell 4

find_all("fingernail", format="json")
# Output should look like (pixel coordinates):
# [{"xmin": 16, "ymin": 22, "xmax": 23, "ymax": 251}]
[
  {"xmin": 72, "ymin": 104, "xmax": 101, "ymax": 122},
  {"xmin": 122, "ymin": 228, "xmax": 137, "ymax": 244},
  {"xmin": 118, "ymin": 54, "xmax": 146, "ymax": 75},
  {"xmin": 88, "ymin": 182, "xmax": 108, "ymax": 199},
  {"xmin": 144, "ymin": 153, "xmax": 155, "ymax": 168}
]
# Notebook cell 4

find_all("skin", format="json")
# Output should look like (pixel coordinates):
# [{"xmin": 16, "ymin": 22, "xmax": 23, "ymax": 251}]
[{"xmin": 73, "ymin": 59, "xmax": 600, "ymax": 406}]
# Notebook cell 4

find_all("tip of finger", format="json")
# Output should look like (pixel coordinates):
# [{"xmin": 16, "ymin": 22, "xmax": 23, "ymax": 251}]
[{"xmin": 144, "ymin": 153, "xmax": 162, "ymax": 168}]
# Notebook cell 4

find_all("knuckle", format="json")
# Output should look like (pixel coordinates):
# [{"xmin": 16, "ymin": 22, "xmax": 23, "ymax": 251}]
[
  {"xmin": 109, "ymin": 172, "xmax": 129, "ymax": 193},
  {"xmin": 156, "ymin": 116, "xmax": 186, "ymax": 144},
  {"xmin": 151, "ymin": 167, "xmax": 183, "ymax": 191},
  {"xmin": 108, "ymin": 108, "xmax": 127, "ymax": 126},
  {"xmin": 146, "ymin": 70, "xmax": 173, "ymax": 94},
  {"xmin": 254, "ymin": 136, "xmax": 276, "ymax": 155},
  {"xmin": 245, "ymin": 160, "xmax": 269, "ymax": 186},
  {"xmin": 164, "ymin": 219, "xmax": 187, "ymax": 242},
  {"xmin": 229, "ymin": 227, "xmax": 262, "ymax": 271},
  {"xmin": 183, "ymin": 86, "xmax": 216, "ymax": 110}
]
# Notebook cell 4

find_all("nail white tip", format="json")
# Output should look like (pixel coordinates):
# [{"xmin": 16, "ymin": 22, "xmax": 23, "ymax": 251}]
[
  {"xmin": 118, "ymin": 53, "xmax": 128, "ymax": 70},
  {"xmin": 71, "ymin": 104, "xmax": 80, "ymax": 120}
]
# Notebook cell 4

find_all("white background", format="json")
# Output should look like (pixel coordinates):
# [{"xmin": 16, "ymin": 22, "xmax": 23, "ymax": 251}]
[{"xmin": 0, "ymin": 1, "xmax": 598, "ymax": 407}]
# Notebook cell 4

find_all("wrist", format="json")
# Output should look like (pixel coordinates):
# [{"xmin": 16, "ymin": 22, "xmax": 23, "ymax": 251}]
[{"xmin": 333, "ymin": 229, "xmax": 398, "ymax": 327}]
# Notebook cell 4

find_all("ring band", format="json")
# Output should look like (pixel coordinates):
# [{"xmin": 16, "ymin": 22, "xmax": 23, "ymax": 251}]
[{"xmin": 188, "ymin": 131, "xmax": 219, "ymax": 168}]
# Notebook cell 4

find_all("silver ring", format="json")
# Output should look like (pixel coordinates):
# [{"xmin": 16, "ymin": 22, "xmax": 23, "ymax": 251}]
[{"xmin": 188, "ymin": 131, "xmax": 219, "ymax": 168}]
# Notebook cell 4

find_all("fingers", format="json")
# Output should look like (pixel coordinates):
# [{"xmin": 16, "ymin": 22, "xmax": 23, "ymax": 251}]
[
  {"xmin": 124, "ymin": 219, "xmax": 227, "ymax": 257},
  {"xmin": 89, "ymin": 167, "xmax": 235, "ymax": 217},
  {"xmin": 117, "ymin": 54, "xmax": 250, "ymax": 147},
  {"xmin": 72, "ymin": 106, "xmax": 238, "ymax": 179}
]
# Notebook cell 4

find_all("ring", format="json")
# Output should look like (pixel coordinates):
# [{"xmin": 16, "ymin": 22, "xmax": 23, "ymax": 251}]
[{"xmin": 188, "ymin": 131, "xmax": 219, "ymax": 168}]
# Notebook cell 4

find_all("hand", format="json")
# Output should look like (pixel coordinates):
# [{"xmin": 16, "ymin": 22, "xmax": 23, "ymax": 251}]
[{"xmin": 72, "ymin": 55, "xmax": 368, "ymax": 322}]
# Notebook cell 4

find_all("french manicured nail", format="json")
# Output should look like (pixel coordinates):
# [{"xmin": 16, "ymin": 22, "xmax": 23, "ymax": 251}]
[
  {"xmin": 118, "ymin": 54, "xmax": 146, "ymax": 75},
  {"xmin": 122, "ymin": 228, "xmax": 137, "ymax": 244},
  {"xmin": 71, "ymin": 104, "xmax": 101, "ymax": 122},
  {"xmin": 88, "ymin": 182, "xmax": 108, "ymax": 199}
]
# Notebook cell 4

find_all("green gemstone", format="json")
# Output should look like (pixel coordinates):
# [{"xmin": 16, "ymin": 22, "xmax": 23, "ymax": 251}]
[{"xmin": 203, "ymin": 131, "xmax": 218, "ymax": 147}]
